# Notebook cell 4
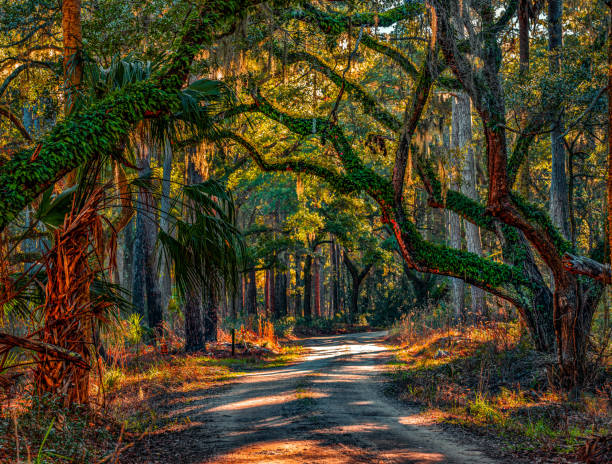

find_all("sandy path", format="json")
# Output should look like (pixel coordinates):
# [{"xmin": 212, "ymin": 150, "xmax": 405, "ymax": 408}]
[{"xmin": 124, "ymin": 331, "xmax": 500, "ymax": 464}]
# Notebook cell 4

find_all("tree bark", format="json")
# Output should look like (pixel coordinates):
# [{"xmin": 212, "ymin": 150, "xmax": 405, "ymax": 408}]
[
  {"xmin": 518, "ymin": 0, "xmax": 530, "ymax": 75},
  {"xmin": 343, "ymin": 253, "xmax": 373, "ymax": 320},
  {"xmin": 159, "ymin": 137, "xmax": 173, "ymax": 318},
  {"xmin": 246, "ymin": 268, "xmax": 257, "ymax": 315},
  {"xmin": 274, "ymin": 266, "xmax": 288, "ymax": 318},
  {"xmin": 62, "ymin": 0, "xmax": 82, "ymax": 114},
  {"xmin": 269, "ymin": 267, "xmax": 276, "ymax": 317},
  {"xmin": 446, "ymin": 121, "xmax": 465, "ymax": 322},
  {"xmin": 264, "ymin": 269, "xmax": 270, "ymax": 314},
  {"xmin": 548, "ymin": 0, "xmax": 571, "ymax": 240},
  {"xmin": 314, "ymin": 257, "xmax": 321, "ymax": 317},
  {"xmin": 453, "ymin": 91, "xmax": 486, "ymax": 319},
  {"xmin": 204, "ymin": 286, "xmax": 218, "ymax": 342},
  {"xmin": 141, "ymin": 143, "xmax": 163, "ymax": 337},
  {"xmin": 608, "ymin": 1, "xmax": 612, "ymax": 283},
  {"xmin": 294, "ymin": 254, "xmax": 302, "ymax": 317},
  {"xmin": 303, "ymin": 254, "xmax": 313, "ymax": 319},
  {"xmin": 184, "ymin": 147, "xmax": 205, "ymax": 351},
  {"xmin": 184, "ymin": 283, "xmax": 204, "ymax": 352}
]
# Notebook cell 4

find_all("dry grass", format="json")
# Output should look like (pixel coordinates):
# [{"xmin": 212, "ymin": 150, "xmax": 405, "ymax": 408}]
[
  {"xmin": 387, "ymin": 319, "xmax": 611, "ymax": 461},
  {"xmin": 0, "ymin": 321, "xmax": 302, "ymax": 464}
]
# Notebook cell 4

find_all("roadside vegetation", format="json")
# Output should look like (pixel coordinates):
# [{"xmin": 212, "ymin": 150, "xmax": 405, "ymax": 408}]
[
  {"xmin": 0, "ymin": 317, "xmax": 301, "ymax": 463},
  {"xmin": 387, "ymin": 312, "xmax": 611, "ymax": 462}
]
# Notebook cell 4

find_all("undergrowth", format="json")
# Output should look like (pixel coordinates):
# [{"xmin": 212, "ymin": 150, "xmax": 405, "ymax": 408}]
[
  {"xmin": 387, "ymin": 315, "xmax": 611, "ymax": 460},
  {"xmin": 0, "ymin": 317, "xmax": 302, "ymax": 463}
]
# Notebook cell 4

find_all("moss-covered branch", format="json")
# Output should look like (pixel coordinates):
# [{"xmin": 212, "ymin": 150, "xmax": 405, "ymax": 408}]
[
  {"xmin": 219, "ymin": 130, "xmax": 360, "ymax": 194},
  {"xmin": 288, "ymin": 1, "xmax": 425, "ymax": 35},
  {"xmin": 0, "ymin": 0, "xmax": 265, "ymax": 231},
  {"xmin": 279, "ymin": 48, "xmax": 402, "ymax": 132}
]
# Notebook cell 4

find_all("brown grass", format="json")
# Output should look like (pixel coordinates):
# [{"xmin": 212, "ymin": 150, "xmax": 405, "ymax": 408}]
[{"xmin": 387, "ymin": 319, "xmax": 611, "ymax": 461}]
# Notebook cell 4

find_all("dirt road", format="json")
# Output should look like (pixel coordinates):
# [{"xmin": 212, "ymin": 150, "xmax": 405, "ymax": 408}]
[{"xmin": 126, "ymin": 331, "xmax": 501, "ymax": 463}]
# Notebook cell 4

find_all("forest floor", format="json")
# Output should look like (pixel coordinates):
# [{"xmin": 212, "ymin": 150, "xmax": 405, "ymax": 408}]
[
  {"xmin": 386, "ymin": 323, "xmax": 611, "ymax": 464},
  {"xmin": 118, "ymin": 331, "xmax": 508, "ymax": 464}
]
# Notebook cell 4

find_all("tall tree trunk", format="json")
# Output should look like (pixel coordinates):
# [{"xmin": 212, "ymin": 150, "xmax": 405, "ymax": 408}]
[
  {"xmin": 294, "ymin": 254, "xmax": 302, "ymax": 317},
  {"xmin": 246, "ymin": 268, "xmax": 257, "ymax": 315},
  {"xmin": 331, "ymin": 242, "xmax": 340, "ymax": 316},
  {"xmin": 453, "ymin": 91, "xmax": 486, "ymax": 319},
  {"xmin": 446, "ymin": 122, "xmax": 465, "ymax": 322},
  {"xmin": 204, "ymin": 286, "xmax": 218, "ymax": 342},
  {"xmin": 553, "ymin": 276, "xmax": 599, "ymax": 393},
  {"xmin": 269, "ymin": 267, "xmax": 276, "ymax": 317},
  {"xmin": 274, "ymin": 266, "xmax": 287, "ymax": 318},
  {"xmin": 132, "ymin": 202, "xmax": 146, "ymax": 317},
  {"xmin": 518, "ymin": 0, "xmax": 530, "ymax": 76},
  {"xmin": 62, "ymin": 0, "xmax": 82, "ymax": 115},
  {"xmin": 184, "ymin": 148, "xmax": 205, "ymax": 351},
  {"xmin": 518, "ymin": 0, "xmax": 531, "ymax": 197},
  {"xmin": 608, "ymin": 1, "xmax": 612, "ymax": 278},
  {"xmin": 303, "ymin": 254, "xmax": 313, "ymax": 319},
  {"xmin": 140, "ymin": 143, "xmax": 163, "ymax": 337},
  {"xmin": 264, "ymin": 269, "xmax": 270, "ymax": 314},
  {"xmin": 241, "ymin": 274, "xmax": 246, "ymax": 313},
  {"xmin": 548, "ymin": 0, "xmax": 571, "ymax": 239},
  {"xmin": 159, "ymin": 138, "xmax": 173, "ymax": 318},
  {"xmin": 343, "ymin": 254, "xmax": 373, "ymax": 320},
  {"xmin": 184, "ymin": 283, "xmax": 204, "ymax": 352},
  {"xmin": 314, "ymin": 257, "xmax": 321, "ymax": 317}
]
